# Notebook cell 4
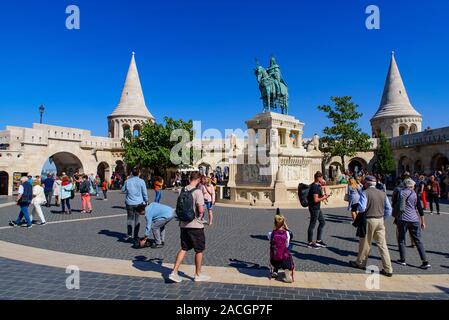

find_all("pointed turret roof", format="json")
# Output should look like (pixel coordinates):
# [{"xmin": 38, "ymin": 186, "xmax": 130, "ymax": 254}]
[
  {"xmin": 371, "ymin": 52, "xmax": 421, "ymax": 120},
  {"xmin": 109, "ymin": 53, "xmax": 154, "ymax": 119}
]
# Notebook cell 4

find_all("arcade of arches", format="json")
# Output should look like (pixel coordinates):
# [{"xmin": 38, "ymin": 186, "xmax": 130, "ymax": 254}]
[{"xmin": 398, "ymin": 154, "xmax": 449, "ymax": 174}]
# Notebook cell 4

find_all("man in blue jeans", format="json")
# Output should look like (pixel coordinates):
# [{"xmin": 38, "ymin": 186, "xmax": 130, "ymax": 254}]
[
  {"xmin": 397, "ymin": 178, "xmax": 431, "ymax": 269},
  {"xmin": 42, "ymin": 174, "xmax": 55, "ymax": 207},
  {"xmin": 137, "ymin": 202, "xmax": 175, "ymax": 249},
  {"xmin": 9, "ymin": 177, "xmax": 33, "ymax": 228},
  {"xmin": 121, "ymin": 167, "xmax": 148, "ymax": 242}
]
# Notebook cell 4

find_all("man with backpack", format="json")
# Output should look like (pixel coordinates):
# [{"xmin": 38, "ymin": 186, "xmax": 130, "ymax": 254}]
[
  {"xmin": 169, "ymin": 172, "xmax": 210, "ymax": 283},
  {"xmin": 121, "ymin": 167, "xmax": 149, "ymax": 243},
  {"xmin": 306, "ymin": 172, "xmax": 330, "ymax": 249}
]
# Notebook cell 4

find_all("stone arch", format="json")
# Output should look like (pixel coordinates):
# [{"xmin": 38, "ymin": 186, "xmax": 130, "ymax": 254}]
[
  {"xmin": 409, "ymin": 123, "xmax": 418, "ymax": 134},
  {"xmin": 198, "ymin": 162, "xmax": 212, "ymax": 176},
  {"xmin": 328, "ymin": 161, "xmax": 343, "ymax": 181},
  {"xmin": 348, "ymin": 158, "xmax": 368, "ymax": 175},
  {"xmin": 399, "ymin": 124, "xmax": 408, "ymax": 136},
  {"xmin": 97, "ymin": 162, "xmax": 111, "ymax": 182},
  {"xmin": 123, "ymin": 124, "xmax": 131, "ymax": 137},
  {"xmin": 132, "ymin": 124, "xmax": 141, "ymax": 137},
  {"xmin": 431, "ymin": 153, "xmax": 449, "ymax": 172},
  {"xmin": 399, "ymin": 155, "xmax": 412, "ymax": 174},
  {"xmin": 414, "ymin": 160, "xmax": 423, "ymax": 173},
  {"xmin": 45, "ymin": 152, "xmax": 84, "ymax": 177},
  {"xmin": 0, "ymin": 171, "xmax": 9, "ymax": 195}
]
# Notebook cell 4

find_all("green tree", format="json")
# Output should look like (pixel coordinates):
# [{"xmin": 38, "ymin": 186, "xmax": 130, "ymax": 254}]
[
  {"xmin": 375, "ymin": 132, "xmax": 396, "ymax": 174},
  {"xmin": 121, "ymin": 117, "xmax": 194, "ymax": 175},
  {"xmin": 318, "ymin": 96, "xmax": 372, "ymax": 170}
]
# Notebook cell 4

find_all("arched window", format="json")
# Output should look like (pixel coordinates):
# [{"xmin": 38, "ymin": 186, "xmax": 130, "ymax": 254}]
[
  {"xmin": 123, "ymin": 125, "xmax": 131, "ymax": 137},
  {"xmin": 399, "ymin": 125, "xmax": 408, "ymax": 136},
  {"xmin": 133, "ymin": 124, "xmax": 141, "ymax": 137},
  {"xmin": 409, "ymin": 124, "xmax": 418, "ymax": 133}
]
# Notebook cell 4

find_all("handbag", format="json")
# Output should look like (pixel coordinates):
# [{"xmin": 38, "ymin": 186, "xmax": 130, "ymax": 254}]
[{"xmin": 344, "ymin": 194, "xmax": 349, "ymax": 202}]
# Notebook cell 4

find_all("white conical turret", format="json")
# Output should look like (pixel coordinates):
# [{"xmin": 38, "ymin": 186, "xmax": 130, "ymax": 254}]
[
  {"xmin": 371, "ymin": 52, "xmax": 422, "ymax": 138},
  {"xmin": 108, "ymin": 53, "xmax": 155, "ymax": 139}
]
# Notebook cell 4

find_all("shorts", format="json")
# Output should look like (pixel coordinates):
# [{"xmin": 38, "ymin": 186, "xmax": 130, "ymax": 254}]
[
  {"xmin": 180, "ymin": 228, "xmax": 206, "ymax": 253},
  {"xmin": 205, "ymin": 201, "xmax": 213, "ymax": 210},
  {"xmin": 351, "ymin": 203, "xmax": 359, "ymax": 212}
]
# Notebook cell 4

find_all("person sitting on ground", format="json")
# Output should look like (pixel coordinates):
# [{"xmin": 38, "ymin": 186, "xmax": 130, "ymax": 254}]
[
  {"xmin": 268, "ymin": 213, "xmax": 295, "ymax": 283},
  {"xmin": 30, "ymin": 179, "xmax": 47, "ymax": 225},
  {"xmin": 396, "ymin": 179, "xmax": 431, "ymax": 269},
  {"xmin": 136, "ymin": 202, "xmax": 175, "ymax": 249}
]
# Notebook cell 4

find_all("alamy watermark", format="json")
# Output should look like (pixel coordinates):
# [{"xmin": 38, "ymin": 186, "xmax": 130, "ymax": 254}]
[
  {"xmin": 66, "ymin": 5, "xmax": 80, "ymax": 30},
  {"xmin": 365, "ymin": 5, "xmax": 380, "ymax": 30},
  {"xmin": 365, "ymin": 265, "xmax": 380, "ymax": 290},
  {"xmin": 66, "ymin": 265, "xmax": 80, "ymax": 290}
]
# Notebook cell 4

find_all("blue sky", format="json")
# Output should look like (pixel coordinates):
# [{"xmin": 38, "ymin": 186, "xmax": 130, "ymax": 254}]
[{"xmin": 0, "ymin": 0, "xmax": 448, "ymax": 138}]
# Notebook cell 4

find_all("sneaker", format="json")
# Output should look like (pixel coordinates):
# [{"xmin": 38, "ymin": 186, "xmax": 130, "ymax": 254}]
[
  {"xmin": 26, "ymin": 225, "xmax": 33, "ymax": 229},
  {"xmin": 194, "ymin": 274, "xmax": 211, "ymax": 282},
  {"xmin": 151, "ymin": 243, "xmax": 164, "ymax": 249},
  {"xmin": 8, "ymin": 221, "xmax": 17, "ymax": 227},
  {"xmin": 307, "ymin": 242, "xmax": 320, "ymax": 249},
  {"xmin": 397, "ymin": 259, "xmax": 407, "ymax": 266},
  {"xmin": 271, "ymin": 272, "xmax": 278, "ymax": 279},
  {"xmin": 124, "ymin": 236, "xmax": 133, "ymax": 242},
  {"xmin": 420, "ymin": 261, "xmax": 431, "ymax": 269},
  {"xmin": 380, "ymin": 270, "xmax": 393, "ymax": 277},
  {"xmin": 40, "ymin": 222, "xmax": 47, "ymax": 226},
  {"xmin": 81, "ymin": 210, "xmax": 87, "ymax": 214},
  {"xmin": 168, "ymin": 273, "xmax": 183, "ymax": 283},
  {"xmin": 316, "ymin": 241, "xmax": 328, "ymax": 248},
  {"xmin": 284, "ymin": 271, "xmax": 293, "ymax": 283}
]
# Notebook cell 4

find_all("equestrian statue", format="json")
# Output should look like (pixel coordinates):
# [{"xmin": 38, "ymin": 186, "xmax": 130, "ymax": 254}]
[{"xmin": 254, "ymin": 56, "xmax": 289, "ymax": 114}]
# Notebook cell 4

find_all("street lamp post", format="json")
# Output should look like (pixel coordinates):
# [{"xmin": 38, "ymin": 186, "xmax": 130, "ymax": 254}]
[{"xmin": 39, "ymin": 104, "xmax": 45, "ymax": 124}]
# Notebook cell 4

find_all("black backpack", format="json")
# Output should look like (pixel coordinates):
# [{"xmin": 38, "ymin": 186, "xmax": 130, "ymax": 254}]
[
  {"xmin": 176, "ymin": 187, "xmax": 197, "ymax": 222},
  {"xmin": 297, "ymin": 183, "xmax": 310, "ymax": 208}
]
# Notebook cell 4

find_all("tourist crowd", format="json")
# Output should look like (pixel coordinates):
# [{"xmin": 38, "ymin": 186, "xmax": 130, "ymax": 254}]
[{"xmin": 7, "ymin": 165, "xmax": 444, "ymax": 284}]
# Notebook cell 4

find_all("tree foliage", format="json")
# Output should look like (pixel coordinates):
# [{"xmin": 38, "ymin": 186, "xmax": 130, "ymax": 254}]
[
  {"xmin": 318, "ymin": 96, "xmax": 372, "ymax": 169},
  {"xmin": 122, "ymin": 117, "xmax": 194, "ymax": 174},
  {"xmin": 375, "ymin": 132, "xmax": 396, "ymax": 174}
]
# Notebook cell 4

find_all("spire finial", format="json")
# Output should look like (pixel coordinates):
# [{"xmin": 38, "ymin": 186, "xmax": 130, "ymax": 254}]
[
  {"xmin": 391, "ymin": 50, "xmax": 395, "ymax": 56},
  {"xmin": 132, "ymin": 51, "xmax": 135, "ymax": 56}
]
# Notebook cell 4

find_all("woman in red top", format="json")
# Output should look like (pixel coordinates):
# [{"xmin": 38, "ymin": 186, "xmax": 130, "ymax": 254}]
[{"xmin": 427, "ymin": 175, "xmax": 441, "ymax": 215}]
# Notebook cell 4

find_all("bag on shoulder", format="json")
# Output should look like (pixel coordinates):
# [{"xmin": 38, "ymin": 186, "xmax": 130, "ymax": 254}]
[
  {"xmin": 297, "ymin": 183, "xmax": 310, "ymax": 208},
  {"xmin": 270, "ymin": 229, "xmax": 290, "ymax": 262},
  {"xmin": 70, "ymin": 189, "xmax": 75, "ymax": 199},
  {"xmin": 176, "ymin": 187, "xmax": 197, "ymax": 222},
  {"xmin": 393, "ymin": 189, "xmax": 412, "ymax": 219}
]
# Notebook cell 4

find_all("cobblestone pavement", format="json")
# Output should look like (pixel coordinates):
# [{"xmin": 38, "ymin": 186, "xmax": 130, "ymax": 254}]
[
  {"xmin": 0, "ymin": 190, "xmax": 448, "ymax": 274},
  {"xmin": 1, "ymin": 257, "xmax": 448, "ymax": 300}
]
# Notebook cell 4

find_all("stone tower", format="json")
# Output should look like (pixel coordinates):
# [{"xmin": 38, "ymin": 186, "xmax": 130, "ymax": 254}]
[
  {"xmin": 108, "ymin": 53, "xmax": 155, "ymax": 139},
  {"xmin": 371, "ymin": 52, "xmax": 422, "ymax": 138}
]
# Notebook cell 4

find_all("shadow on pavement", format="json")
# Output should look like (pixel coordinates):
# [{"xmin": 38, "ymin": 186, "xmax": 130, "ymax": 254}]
[
  {"xmin": 132, "ymin": 255, "xmax": 193, "ymax": 283},
  {"xmin": 228, "ymin": 259, "xmax": 269, "ymax": 279},
  {"xmin": 98, "ymin": 229, "xmax": 132, "ymax": 244}
]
